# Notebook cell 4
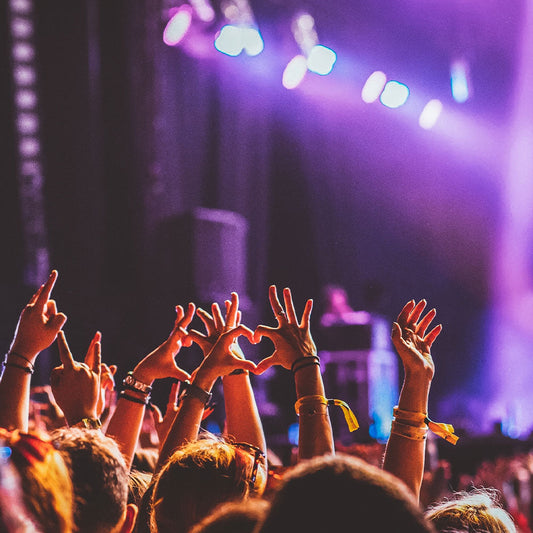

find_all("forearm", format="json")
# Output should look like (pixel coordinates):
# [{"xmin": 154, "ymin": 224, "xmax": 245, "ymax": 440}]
[
  {"xmin": 294, "ymin": 364, "xmax": 335, "ymax": 461},
  {"xmin": 382, "ymin": 372, "xmax": 432, "ymax": 500},
  {"xmin": 0, "ymin": 349, "xmax": 38, "ymax": 431},
  {"xmin": 156, "ymin": 369, "xmax": 217, "ymax": 473},
  {"xmin": 222, "ymin": 372, "xmax": 266, "ymax": 453},
  {"xmin": 0, "ymin": 364, "xmax": 33, "ymax": 431}
]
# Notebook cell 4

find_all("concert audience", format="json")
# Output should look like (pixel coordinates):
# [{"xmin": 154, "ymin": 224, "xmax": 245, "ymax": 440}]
[{"xmin": 1, "ymin": 270, "xmax": 533, "ymax": 533}]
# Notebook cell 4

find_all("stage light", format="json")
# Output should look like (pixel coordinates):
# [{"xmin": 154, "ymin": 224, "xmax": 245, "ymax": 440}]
[
  {"xmin": 214, "ymin": 24, "xmax": 244, "ymax": 56},
  {"xmin": 19, "ymin": 137, "xmax": 39, "ymax": 158},
  {"xmin": 307, "ymin": 44, "xmax": 336, "ymax": 75},
  {"xmin": 361, "ymin": 71, "xmax": 387, "ymax": 103},
  {"xmin": 17, "ymin": 113, "xmax": 38, "ymax": 134},
  {"xmin": 380, "ymin": 80, "xmax": 409, "ymax": 108},
  {"xmin": 419, "ymin": 99, "xmax": 443, "ymax": 129},
  {"xmin": 450, "ymin": 58, "xmax": 470, "ymax": 103},
  {"xmin": 11, "ymin": 17, "xmax": 32, "ymax": 38},
  {"xmin": 9, "ymin": 0, "xmax": 32, "ymax": 14},
  {"xmin": 14, "ymin": 65, "xmax": 35, "ymax": 85},
  {"xmin": 282, "ymin": 55, "xmax": 308, "ymax": 89},
  {"xmin": 16, "ymin": 89, "xmax": 36, "ymax": 109},
  {"xmin": 189, "ymin": 0, "xmax": 215, "ymax": 23},
  {"xmin": 163, "ymin": 5, "xmax": 193, "ymax": 46},
  {"xmin": 12, "ymin": 42, "xmax": 34, "ymax": 61},
  {"xmin": 242, "ymin": 27, "xmax": 264, "ymax": 56}
]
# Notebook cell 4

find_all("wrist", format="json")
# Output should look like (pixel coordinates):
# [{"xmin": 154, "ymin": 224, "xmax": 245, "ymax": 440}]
[
  {"xmin": 8, "ymin": 345, "xmax": 39, "ymax": 363},
  {"xmin": 130, "ymin": 366, "xmax": 156, "ymax": 386},
  {"xmin": 64, "ymin": 408, "xmax": 98, "ymax": 426}
]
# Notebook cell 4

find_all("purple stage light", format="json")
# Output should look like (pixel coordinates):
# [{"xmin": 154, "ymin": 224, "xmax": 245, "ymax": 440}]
[
  {"xmin": 380, "ymin": 80, "xmax": 410, "ymax": 108},
  {"xmin": 361, "ymin": 71, "xmax": 387, "ymax": 103},
  {"xmin": 307, "ymin": 44, "xmax": 336, "ymax": 75},
  {"xmin": 163, "ymin": 5, "xmax": 193, "ymax": 46},
  {"xmin": 242, "ymin": 27, "xmax": 264, "ymax": 56},
  {"xmin": 214, "ymin": 24, "xmax": 244, "ymax": 56},
  {"xmin": 282, "ymin": 55, "xmax": 307, "ymax": 89},
  {"xmin": 419, "ymin": 99, "xmax": 443, "ymax": 129},
  {"xmin": 450, "ymin": 58, "xmax": 470, "ymax": 103}
]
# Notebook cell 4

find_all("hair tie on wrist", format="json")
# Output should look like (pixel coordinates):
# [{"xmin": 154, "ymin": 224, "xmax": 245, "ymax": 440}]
[
  {"xmin": 291, "ymin": 355, "xmax": 320, "ymax": 374},
  {"xmin": 5, "ymin": 351, "xmax": 35, "ymax": 374}
]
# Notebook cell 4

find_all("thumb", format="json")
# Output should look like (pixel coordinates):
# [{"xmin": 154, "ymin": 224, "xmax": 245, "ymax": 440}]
[{"xmin": 150, "ymin": 403, "xmax": 163, "ymax": 424}]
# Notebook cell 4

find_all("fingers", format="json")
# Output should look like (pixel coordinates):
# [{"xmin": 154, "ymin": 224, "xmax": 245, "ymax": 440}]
[
  {"xmin": 44, "ymin": 299, "xmax": 57, "ymax": 318},
  {"xmin": 254, "ymin": 354, "xmax": 277, "ymax": 374},
  {"xmin": 390, "ymin": 322, "xmax": 406, "ymax": 352},
  {"xmin": 253, "ymin": 324, "xmax": 277, "ymax": 344},
  {"xmin": 225, "ymin": 292, "xmax": 239, "ymax": 328},
  {"xmin": 197, "ymin": 308, "xmax": 216, "ymax": 336},
  {"xmin": 397, "ymin": 300, "xmax": 415, "ymax": 325},
  {"xmin": 175, "ymin": 305, "xmax": 184, "ymax": 323},
  {"xmin": 172, "ymin": 367, "xmax": 191, "ymax": 382},
  {"xmin": 407, "ymin": 299, "xmax": 427, "ymax": 327},
  {"xmin": 211, "ymin": 303, "xmax": 224, "ymax": 330},
  {"xmin": 28, "ymin": 284, "xmax": 44, "ymax": 305},
  {"xmin": 188, "ymin": 329, "xmax": 210, "ymax": 351},
  {"xmin": 36, "ymin": 270, "xmax": 58, "ymax": 309},
  {"xmin": 181, "ymin": 302, "xmax": 196, "ymax": 328},
  {"xmin": 283, "ymin": 287, "xmax": 298, "ymax": 324},
  {"xmin": 220, "ymin": 324, "xmax": 255, "ymax": 346},
  {"xmin": 232, "ymin": 359, "xmax": 257, "ymax": 373},
  {"xmin": 167, "ymin": 380, "xmax": 180, "ymax": 410},
  {"xmin": 424, "ymin": 324, "xmax": 442, "ymax": 347},
  {"xmin": 299, "ymin": 299, "xmax": 313, "ymax": 329},
  {"xmin": 236, "ymin": 310, "xmax": 242, "ymax": 326},
  {"xmin": 48, "ymin": 312, "xmax": 67, "ymax": 332},
  {"xmin": 268, "ymin": 285, "xmax": 285, "ymax": 319},
  {"xmin": 150, "ymin": 402, "xmax": 163, "ymax": 424},
  {"xmin": 84, "ymin": 331, "xmax": 102, "ymax": 370},
  {"xmin": 416, "ymin": 308, "xmax": 436, "ymax": 337},
  {"xmin": 57, "ymin": 330, "xmax": 75, "ymax": 369}
]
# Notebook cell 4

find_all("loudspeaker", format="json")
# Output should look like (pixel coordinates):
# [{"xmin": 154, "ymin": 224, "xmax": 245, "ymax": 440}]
[{"xmin": 153, "ymin": 207, "xmax": 250, "ymax": 310}]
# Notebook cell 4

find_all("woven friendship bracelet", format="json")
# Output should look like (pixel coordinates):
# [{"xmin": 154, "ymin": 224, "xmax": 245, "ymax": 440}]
[{"xmin": 390, "ymin": 419, "xmax": 428, "ymax": 441}]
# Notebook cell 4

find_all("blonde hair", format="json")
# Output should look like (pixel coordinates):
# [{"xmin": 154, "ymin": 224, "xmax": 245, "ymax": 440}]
[
  {"xmin": 0, "ymin": 429, "xmax": 74, "ymax": 533},
  {"xmin": 151, "ymin": 434, "xmax": 265, "ymax": 533},
  {"xmin": 425, "ymin": 488, "xmax": 516, "ymax": 533}
]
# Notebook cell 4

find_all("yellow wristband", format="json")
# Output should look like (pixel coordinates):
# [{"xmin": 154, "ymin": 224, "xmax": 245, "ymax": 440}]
[
  {"xmin": 295, "ymin": 395, "xmax": 359, "ymax": 432},
  {"xmin": 393, "ymin": 406, "xmax": 458, "ymax": 445}
]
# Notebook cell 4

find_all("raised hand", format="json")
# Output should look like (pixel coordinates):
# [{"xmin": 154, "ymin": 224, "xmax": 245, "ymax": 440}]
[
  {"xmin": 97, "ymin": 360, "xmax": 117, "ymax": 419},
  {"xmin": 131, "ymin": 303, "xmax": 196, "ymax": 385},
  {"xmin": 254, "ymin": 285, "xmax": 316, "ymax": 374},
  {"xmin": 10, "ymin": 270, "xmax": 67, "ymax": 361},
  {"xmin": 192, "ymin": 292, "xmax": 257, "ymax": 380},
  {"xmin": 391, "ymin": 299, "xmax": 442, "ymax": 380},
  {"xmin": 50, "ymin": 330, "xmax": 101, "ymax": 425}
]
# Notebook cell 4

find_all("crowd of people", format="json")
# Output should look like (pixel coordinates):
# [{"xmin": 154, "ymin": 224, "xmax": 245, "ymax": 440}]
[{"xmin": 0, "ymin": 269, "xmax": 529, "ymax": 532}]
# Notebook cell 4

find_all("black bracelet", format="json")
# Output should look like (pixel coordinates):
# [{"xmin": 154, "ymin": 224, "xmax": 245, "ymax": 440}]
[
  {"xmin": 182, "ymin": 381, "xmax": 213, "ymax": 407},
  {"xmin": 292, "ymin": 360, "xmax": 321, "ymax": 374},
  {"xmin": 8, "ymin": 352, "xmax": 35, "ymax": 373},
  {"xmin": 2, "ymin": 361, "xmax": 34, "ymax": 374},
  {"xmin": 291, "ymin": 355, "xmax": 320, "ymax": 373},
  {"xmin": 119, "ymin": 391, "xmax": 151, "ymax": 406}
]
